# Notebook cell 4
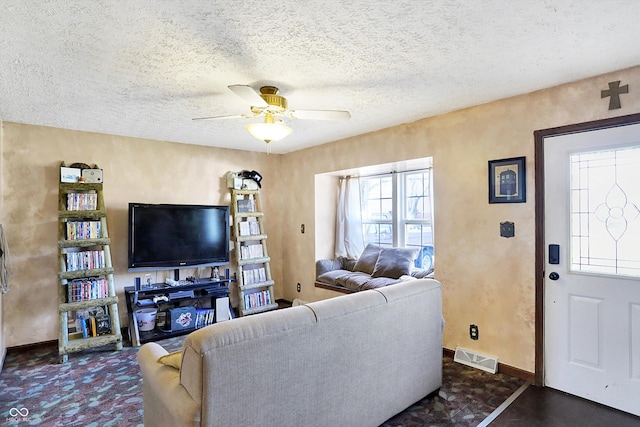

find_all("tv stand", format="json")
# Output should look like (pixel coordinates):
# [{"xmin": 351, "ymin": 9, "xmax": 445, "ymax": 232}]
[{"xmin": 125, "ymin": 278, "xmax": 232, "ymax": 346}]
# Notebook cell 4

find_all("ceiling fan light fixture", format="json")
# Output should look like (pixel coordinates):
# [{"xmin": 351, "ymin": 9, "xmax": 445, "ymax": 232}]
[
  {"xmin": 244, "ymin": 116, "xmax": 292, "ymax": 144},
  {"xmin": 193, "ymin": 84, "xmax": 351, "ymax": 149}
]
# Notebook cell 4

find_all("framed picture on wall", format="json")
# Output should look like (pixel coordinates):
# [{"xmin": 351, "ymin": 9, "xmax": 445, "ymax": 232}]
[
  {"xmin": 60, "ymin": 166, "xmax": 81, "ymax": 183},
  {"xmin": 488, "ymin": 156, "xmax": 526, "ymax": 204}
]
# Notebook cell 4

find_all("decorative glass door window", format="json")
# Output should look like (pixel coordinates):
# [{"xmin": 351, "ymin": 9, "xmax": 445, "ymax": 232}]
[{"xmin": 570, "ymin": 146, "xmax": 640, "ymax": 277}]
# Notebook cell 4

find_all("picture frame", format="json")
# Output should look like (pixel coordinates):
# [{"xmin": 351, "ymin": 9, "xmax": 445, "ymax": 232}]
[
  {"xmin": 488, "ymin": 156, "xmax": 526, "ymax": 204},
  {"xmin": 60, "ymin": 166, "xmax": 81, "ymax": 183}
]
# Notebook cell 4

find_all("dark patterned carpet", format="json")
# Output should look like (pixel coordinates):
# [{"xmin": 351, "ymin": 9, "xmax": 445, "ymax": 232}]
[{"xmin": 1, "ymin": 338, "xmax": 524, "ymax": 426}]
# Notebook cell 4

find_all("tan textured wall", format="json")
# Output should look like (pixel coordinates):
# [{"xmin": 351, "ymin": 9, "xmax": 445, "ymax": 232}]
[
  {"xmin": 1, "ymin": 123, "xmax": 283, "ymax": 347},
  {"xmin": 0, "ymin": 121, "xmax": 5, "ymax": 367},
  {"xmin": 280, "ymin": 66, "xmax": 640, "ymax": 373}
]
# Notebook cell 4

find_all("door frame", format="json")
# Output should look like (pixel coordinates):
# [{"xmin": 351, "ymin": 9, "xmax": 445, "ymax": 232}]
[{"xmin": 533, "ymin": 112, "xmax": 640, "ymax": 386}]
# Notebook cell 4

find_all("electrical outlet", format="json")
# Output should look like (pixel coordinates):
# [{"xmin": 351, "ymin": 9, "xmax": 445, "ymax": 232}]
[
  {"xmin": 297, "ymin": 283, "xmax": 301, "ymax": 292},
  {"xmin": 470, "ymin": 324, "xmax": 479, "ymax": 340}
]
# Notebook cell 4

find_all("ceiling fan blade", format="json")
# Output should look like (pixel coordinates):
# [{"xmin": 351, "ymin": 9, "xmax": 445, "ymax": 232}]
[
  {"xmin": 228, "ymin": 84, "xmax": 268, "ymax": 107},
  {"xmin": 289, "ymin": 109, "xmax": 351, "ymax": 121},
  {"xmin": 192, "ymin": 114, "xmax": 245, "ymax": 121}
]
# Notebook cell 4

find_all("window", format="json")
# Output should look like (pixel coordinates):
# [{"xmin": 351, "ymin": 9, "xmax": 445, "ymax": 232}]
[
  {"xmin": 569, "ymin": 146, "xmax": 640, "ymax": 277},
  {"xmin": 360, "ymin": 169, "xmax": 434, "ymax": 269},
  {"xmin": 361, "ymin": 175, "xmax": 393, "ymax": 247}
]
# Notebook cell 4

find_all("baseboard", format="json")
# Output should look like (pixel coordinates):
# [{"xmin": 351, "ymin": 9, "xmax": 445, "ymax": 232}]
[
  {"xmin": 499, "ymin": 363, "xmax": 535, "ymax": 383},
  {"xmin": 444, "ymin": 347, "xmax": 535, "ymax": 383},
  {"xmin": 6, "ymin": 339, "xmax": 57, "ymax": 354}
]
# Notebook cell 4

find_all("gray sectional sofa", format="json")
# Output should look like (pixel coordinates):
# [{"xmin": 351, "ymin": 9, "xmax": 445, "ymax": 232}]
[
  {"xmin": 137, "ymin": 278, "xmax": 443, "ymax": 427},
  {"xmin": 316, "ymin": 243, "xmax": 434, "ymax": 293}
]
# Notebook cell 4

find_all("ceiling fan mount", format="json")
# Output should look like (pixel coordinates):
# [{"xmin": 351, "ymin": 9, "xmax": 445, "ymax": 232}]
[{"xmin": 250, "ymin": 86, "xmax": 288, "ymax": 115}]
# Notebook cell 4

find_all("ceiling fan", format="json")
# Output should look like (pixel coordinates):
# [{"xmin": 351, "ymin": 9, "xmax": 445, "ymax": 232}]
[{"xmin": 193, "ymin": 85, "xmax": 351, "ymax": 145}]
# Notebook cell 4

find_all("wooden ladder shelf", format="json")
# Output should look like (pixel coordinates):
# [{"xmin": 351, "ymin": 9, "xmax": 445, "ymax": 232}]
[
  {"xmin": 57, "ymin": 167, "xmax": 122, "ymax": 362},
  {"xmin": 230, "ymin": 189, "xmax": 278, "ymax": 316}
]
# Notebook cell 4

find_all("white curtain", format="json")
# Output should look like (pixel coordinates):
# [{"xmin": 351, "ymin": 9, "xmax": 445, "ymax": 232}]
[{"xmin": 335, "ymin": 176, "xmax": 365, "ymax": 259}]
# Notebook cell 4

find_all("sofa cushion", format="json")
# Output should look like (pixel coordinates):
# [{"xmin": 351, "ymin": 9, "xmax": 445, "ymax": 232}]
[
  {"xmin": 317, "ymin": 269, "xmax": 352, "ymax": 285},
  {"xmin": 336, "ymin": 271, "xmax": 376, "ymax": 290},
  {"xmin": 372, "ymin": 247, "xmax": 420, "ymax": 279},
  {"xmin": 411, "ymin": 268, "xmax": 435, "ymax": 279},
  {"xmin": 343, "ymin": 258, "xmax": 357, "ymax": 272},
  {"xmin": 316, "ymin": 258, "xmax": 344, "ymax": 277},
  {"xmin": 353, "ymin": 243, "xmax": 381, "ymax": 274},
  {"xmin": 359, "ymin": 276, "xmax": 399, "ymax": 290}
]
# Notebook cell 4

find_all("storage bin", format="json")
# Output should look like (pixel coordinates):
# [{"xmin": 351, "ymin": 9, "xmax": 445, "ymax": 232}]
[{"xmin": 136, "ymin": 308, "xmax": 157, "ymax": 332}]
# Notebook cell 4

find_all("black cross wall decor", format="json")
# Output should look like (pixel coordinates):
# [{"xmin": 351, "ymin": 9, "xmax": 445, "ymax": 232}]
[{"xmin": 601, "ymin": 80, "xmax": 629, "ymax": 110}]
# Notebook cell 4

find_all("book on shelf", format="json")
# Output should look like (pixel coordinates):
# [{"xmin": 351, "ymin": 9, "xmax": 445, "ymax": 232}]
[
  {"xmin": 238, "ymin": 218, "xmax": 261, "ymax": 236},
  {"xmin": 67, "ymin": 278, "xmax": 108, "ymax": 302},
  {"xmin": 237, "ymin": 198, "xmax": 255, "ymax": 213},
  {"xmin": 66, "ymin": 192, "xmax": 98, "ymax": 211},
  {"xmin": 195, "ymin": 308, "xmax": 215, "ymax": 329},
  {"xmin": 244, "ymin": 289, "xmax": 272, "ymax": 309},
  {"xmin": 240, "ymin": 243, "xmax": 264, "ymax": 260},
  {"xmin": 90, "ymin": 317, "xmax": 97, "ymax": 337},
  {"xmin": 80, "ymin": 317, "xmax": 89, "ymax": 338},
  {"xmin": 95, "ymin": 314, "xmax": 111, "ymax": 335},
  {"xmin": 79, "ymin": 316, "xmax": 97, "ymax": 338},
  {"xmin": 65, "ymin": 250, "xmax": 105, "ymax": 271},
  {"xmin": 242, "ymin": 267, "xmax": 267, "ymax": 285},
  {"xmin": 73, "ymin": 306, "xmax": 110, "ymax": 338},
  {"xmin": 65, "ymin": 221, "xmax": 101, "ymax": 240},
  {"xmin": 247, "ymin": 218, "xmax": 260, "ymax": 235},
  {"xmin": 238, "ymin": 221, "xmax": 250, "ymax": 236}
]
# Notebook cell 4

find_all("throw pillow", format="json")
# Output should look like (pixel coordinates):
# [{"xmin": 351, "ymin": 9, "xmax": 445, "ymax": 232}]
[
  {"xmin": 157, "ymin": 350, "xmax": 183, "ymax": 370},
  {"xmin": 372, "ymin": 247, "xmax": 420, "ymax": 279},
  {"xmin": 353, "ymin": 244, "xmax": 381, "ymax": 275}
]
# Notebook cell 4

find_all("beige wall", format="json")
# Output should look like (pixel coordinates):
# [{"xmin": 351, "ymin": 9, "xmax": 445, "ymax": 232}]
[
  {"xmin": 1, "ymin": 124, "xmax": 283, "ymax": 347},
  {"xmin": 280, "ymin": 66, "xmax": 640, "ymax": 373},
  {"xmin": 0, "ymin": 121, "xmax": 5, "ymax": 368},
  {"xmin": 1, "ymin": 66, "xmax": 638, "ymax": 374}
]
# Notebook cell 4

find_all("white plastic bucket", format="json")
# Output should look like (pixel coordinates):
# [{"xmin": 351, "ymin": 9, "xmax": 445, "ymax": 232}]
[{"xmin": 136, "ymin": 308, "xmax": 157, "ymax": 332}]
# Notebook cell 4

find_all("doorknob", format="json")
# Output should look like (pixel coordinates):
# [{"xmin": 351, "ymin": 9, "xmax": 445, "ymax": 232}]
[{"xmin": 549, "ymin": 272, "xmax": 560, "ymax": 280}]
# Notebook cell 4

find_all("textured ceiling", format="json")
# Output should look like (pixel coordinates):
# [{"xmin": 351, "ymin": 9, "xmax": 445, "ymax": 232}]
[{"xmin": 1, "ymin": 1, "xmax": 639, "ymax": 154}]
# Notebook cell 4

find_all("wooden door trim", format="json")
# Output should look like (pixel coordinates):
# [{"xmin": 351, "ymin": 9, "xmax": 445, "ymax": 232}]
[{"xmin": 533, "ymin": 113, "xmax": 640, "ymax": 386}]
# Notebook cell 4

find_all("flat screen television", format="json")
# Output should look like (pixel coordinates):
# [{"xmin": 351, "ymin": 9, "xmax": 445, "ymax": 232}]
[{"xmin": 128, "ymin": 203, "xmax": 230, "ymax": 271}]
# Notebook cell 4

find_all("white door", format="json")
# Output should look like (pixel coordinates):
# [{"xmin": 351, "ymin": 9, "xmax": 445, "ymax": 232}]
[{"xmin": 544, "ymin": 122, "xmax": 640, "ymax": 416}]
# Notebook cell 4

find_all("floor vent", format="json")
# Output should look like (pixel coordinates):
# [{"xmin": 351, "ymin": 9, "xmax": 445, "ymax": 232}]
[{"xmin": 453, "ymin": 347, "xmax": 499, "ymax": 374}]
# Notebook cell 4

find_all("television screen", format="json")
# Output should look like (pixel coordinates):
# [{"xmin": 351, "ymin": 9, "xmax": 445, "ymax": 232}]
[{"xmin": 128, "ymin": 203, "xmax": 230, "ymax": 270}]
